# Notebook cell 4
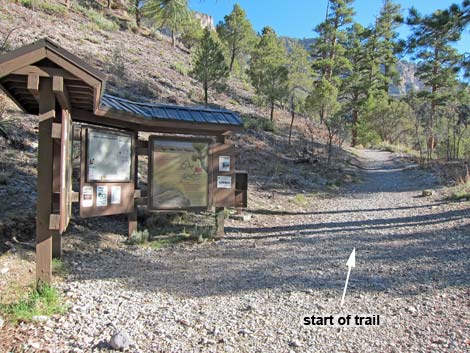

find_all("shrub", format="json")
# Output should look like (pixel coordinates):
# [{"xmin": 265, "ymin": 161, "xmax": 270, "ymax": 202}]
[
  {"xmin": 85, "ymin": 9, "xmax": 119, "ymax": 32},
  {"xmin": 127, "ymin": 229, "xmax": 149, "ymax": 245},
  {"xmin": 171, "ymin": 62, "xmax": 189, "ymax": 76},
  {"xmin": 18, "ymin": 0, "xmax": 66, "ymax": 15},
  {"xmin": 243, "ymin": 115, "xmax": 276, "ymax": 132},
  {"xmin": 0, "ymin": 283, "xmax": 66, "ymax": 324}
]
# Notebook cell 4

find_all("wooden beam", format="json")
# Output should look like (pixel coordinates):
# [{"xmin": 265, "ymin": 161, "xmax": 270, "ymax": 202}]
[
  {"xmin": 36, "ymin": 77, "xmax": 55, "ymax": 283},
  {"xmin": 27, "ymin": 73, "xmax": 39, "ymax": 97},
  {"xmin": 0, "ymin": 47, "xmax": 47, "ymax": 79},
  {"xmin": 52, "ymin": 76, "xmax": 71, "ymax": 111},
  {"xmin": 12, "ymin": 66, "xmax": 78, "ymax": 80}
]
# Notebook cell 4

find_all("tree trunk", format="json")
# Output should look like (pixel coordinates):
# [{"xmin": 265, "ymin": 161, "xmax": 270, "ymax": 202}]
[
  {"xmin": 351, "ymin": 108, "xmax": 358, "ymax": 147},
  {"xmin": 229, "ymin": 49, "xmax": 236, "ymax": 72},
  {"xmin": 171, "ymin": 30, "xmax": 176, "ymax": 47},
  {"xmin": 107, "ymin": 0, "xmax": 111, "ymax": 9},
  {"xmin": 289, "ymin": 109, "xmax": 295, "ymax": 145},
  {"xmin": 203, "ymin": 82, "xmax": 208, "ymax": 107},
  {"xmin": 270, "ymin": 101, "xmax": 275, "ymax": 122},
  {"xmin": 135, "ymin": 0, "xmax": 141, "ymax": 27}
]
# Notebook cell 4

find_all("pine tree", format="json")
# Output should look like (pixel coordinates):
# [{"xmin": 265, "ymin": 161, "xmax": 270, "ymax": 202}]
[
  {"xmin": 374, "ymin": 0, "xmax": 402, "ymax": 93},
  {"xmin": 216, "ymin": 4, "xmax": 256, "ymax": 72},
  {"xmin": 407, "ymin": 6, "xmax": 463, "ymax": 160},
  {"xmin": 191, "ymin": 28, "xmax": 229, "ymax": 106},
  {"xmin": 342, "ymin": 23, "xmax": 371, "ymax": 146},
  {"xmin": 143, "ymin": 0, "xmax": 191, "ymax": 47},
  {"xmin": 248, "ymin": 26, "xmax": 289, "ymax": 121},
  {"xmin": 309, "ymin": 0, "xmax": 354, "ymax": 164},
  {"xmin": 287, "ymin": 42, "xmax": 313, "ymax": 144}
]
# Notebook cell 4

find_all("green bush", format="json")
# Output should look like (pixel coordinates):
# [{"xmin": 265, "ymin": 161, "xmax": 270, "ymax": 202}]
[
  {"xmin": 85, "ymin": 9, "xmax": 119, "ymax": 32},
  {"xmin": 243, "ymin": 115, "xmax": 276, "ymax": 132},
  {"xmin": 18, "ymin": 0, "xmax": 67, "ymax": 15},
  {"xmin": 0, "ymin": 283, "xmax": 66, "ymax": 324},
  {"xmin": 127, "ymin": 229, "xmax": 149, "ymax": 245},
  {"xmin": 171, "ymin": 62, "xmax": 189, "ymax": 76}
]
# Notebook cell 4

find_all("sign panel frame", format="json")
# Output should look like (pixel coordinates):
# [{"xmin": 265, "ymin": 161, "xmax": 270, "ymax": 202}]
[
  {"xmin": 148, "ymin": 136, "xmax": 212, "ymax": 211},
  {"xmin": 80, "ymin": 126, "xmax": 135, "ymax": 218}
]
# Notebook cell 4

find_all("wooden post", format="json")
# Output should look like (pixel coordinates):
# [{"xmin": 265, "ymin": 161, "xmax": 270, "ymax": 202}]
[
  {"xmin": 128, "ymin": 131, "xmax": 139, "ymax": 239},
  {"xmin": 128, "ymin": 212, "xmax": 137, "ymax": 238},
  {"xmin": 51, "ymin": 107, "xmax": 62, "ymax": 258},
  {"xmin": 215, "ymin": 135, "xmax": 225, "ymax": 238},
  {"xmin": 36, "ymin": 78, "xmax": 55, "ymax": 283}
]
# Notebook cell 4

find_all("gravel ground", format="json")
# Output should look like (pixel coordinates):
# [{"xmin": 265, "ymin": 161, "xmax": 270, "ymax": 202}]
[{"xmin": 19, "ymin": 150, "xmax": 470, "ymax": 352}]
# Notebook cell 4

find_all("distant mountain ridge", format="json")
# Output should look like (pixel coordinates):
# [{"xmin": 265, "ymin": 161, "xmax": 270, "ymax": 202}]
[{"xmin": 282, "ymin": 36, "xmax": 424, "ymax": 97}]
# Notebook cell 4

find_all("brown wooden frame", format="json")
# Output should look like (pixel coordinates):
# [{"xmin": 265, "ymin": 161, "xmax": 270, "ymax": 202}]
[{"xmin": 80, "ymin": 125, "xmax": 135, "ymax": 218}]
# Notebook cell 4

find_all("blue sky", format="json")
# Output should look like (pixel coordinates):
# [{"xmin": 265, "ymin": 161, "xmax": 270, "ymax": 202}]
[{"xmin": 189, "ymin": 0, "xmax": 470, "ymax": 55}]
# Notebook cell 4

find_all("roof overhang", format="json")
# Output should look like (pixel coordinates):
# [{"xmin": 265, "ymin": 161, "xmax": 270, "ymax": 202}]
[{"xmin": 0, "ymin": 38, "xmax": 243, "ymax": 136}]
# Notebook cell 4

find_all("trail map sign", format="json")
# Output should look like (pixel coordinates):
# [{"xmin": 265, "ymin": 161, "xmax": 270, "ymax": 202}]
[
  {"xmin": 150, "ymin": 138, "xmax": 209, "ymax": 209},
  {"xmin": 87, "ymin": 129, "xmax": 132, "ymax": 182}
]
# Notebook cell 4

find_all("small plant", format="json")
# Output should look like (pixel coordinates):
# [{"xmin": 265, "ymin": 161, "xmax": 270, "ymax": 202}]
[
  {"xmin": 127, "ymin": 229, "xmax": 149, "ymax": 245},
  {"xmin": 292, "ymin": 193, "xmax": 307, "ymax": 206},
  {"xmin": 0, "ymin": 282, "xmax": 66, "ymax": 324},
  {"xmin": 149, "ymin": 235, "xmax": 185, "ymax": 250},
  {"xmin": 51, "ymin": 259, "xmax": 69, "ymax": 276},
  {"xmin": 85, "ymin": 9, "xmax": 119, "ymax": 32},
  {"xmin": 171, "ymin": 62, "xmax": 189, "ymax": 76}
]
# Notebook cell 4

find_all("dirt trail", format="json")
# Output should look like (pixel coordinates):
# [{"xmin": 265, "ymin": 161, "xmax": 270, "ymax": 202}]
[{"xmin": 14, "ymin": 150, "xmax": 470, "ymax": 352}]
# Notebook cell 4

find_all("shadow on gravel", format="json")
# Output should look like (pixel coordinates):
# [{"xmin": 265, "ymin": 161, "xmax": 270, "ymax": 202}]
[
  {"xmin": 64, "ymin": 213, "xmax": 470, "ymax": 299},
  {"xmin": 246, "ymin": 202, "xmax": 449, "ymax": 216},
  {"xmin": 227, "ymin": 208, "xmax": 469, "ymax": 236}
]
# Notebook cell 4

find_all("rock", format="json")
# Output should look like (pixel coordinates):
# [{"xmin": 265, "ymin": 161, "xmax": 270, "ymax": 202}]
[
  {"xmin": 0, "ymin": 316, "xmax": 4, "ymax": 328},
  {"xmin": 238, "ymin": 328, "xmax": 253, "ymax": 335},
  {"xmin": 109, "ymin": 330, "xmax": 132, "ymax": 351},
  {"xmin": 406, "ymin": 306, "xmax": 417, "ymax": 314},
  {"xmin": 0, "ymin": 267, "xmax": 9, "ymax": 274},
  {"xmin": 289, "ymin": 339, "xmax": 302, "ymax": 348},
  {"xmin": 32, "ymin": 315, "xmax": 49, "ymax": 322},
  {"xmin": 422, "ymin": 190, "xmax": 433, "ymax": 197}
]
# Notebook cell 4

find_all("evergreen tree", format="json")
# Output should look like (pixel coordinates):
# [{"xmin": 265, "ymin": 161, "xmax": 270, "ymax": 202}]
[
  {"xmin": 248, "ymin": 26, "xmax": 289, "ymax": 121},
  {"xmin": 374, "ymin": 0, "xmax": 402, "ymax": 93},
  {"xmin": 143, "ymin": 0, "xmax": 191, "ymax": 47},
  {"xmin": 216, "ymin": 4, "xmax": 256, "ymax": 72},
  {"xmin": 287, "ymin": 42, "xmax": 313, "ymax": 144},
  {"xmin": 309, "ymin": 0, "xmax": 354, "ymax": 164},
  {"xmin": 191, "ymin": 28, "xmax": 229, "ymax": 106},
  {"xmin": 407, "ymin": 6, "xmax": 463, "ymax": 160},
  {"xmin": 343, "ymin": 23, "xmax": 371, "ymax": 146}
]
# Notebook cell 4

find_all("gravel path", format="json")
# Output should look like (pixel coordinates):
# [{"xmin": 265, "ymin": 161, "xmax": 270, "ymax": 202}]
[{"xmin": 23, "ymin": 150, "xmax": 470, "ymax": 352}]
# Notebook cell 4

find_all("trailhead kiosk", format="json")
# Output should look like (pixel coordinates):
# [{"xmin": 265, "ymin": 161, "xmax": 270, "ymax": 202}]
[{"xmin": 0, "ymin": 38, "xmax": 248, "ymax": 283}]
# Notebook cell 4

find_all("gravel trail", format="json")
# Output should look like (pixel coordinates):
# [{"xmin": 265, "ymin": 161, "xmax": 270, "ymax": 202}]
[{"xmin": 23, "ymin": 150, "xmax": 470, "ymax": 352}]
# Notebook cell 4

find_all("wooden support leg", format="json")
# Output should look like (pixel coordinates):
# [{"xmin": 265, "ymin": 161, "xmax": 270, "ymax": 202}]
[
  {"xmin": 128, "ymin": 212, "xmax": 138, "ymax": 239},
  {"xmin": 36, "ymin": 78, "xmax": 55, "ymax": 283},
  {"xmin": 215, "ymin": 207, "xmax": 225, "ymax": 238},
  {"xmin": 52, "ymin": 108, "xmax": 62, "ymax": 259},
  {"xmin": 52, "ymin": 232, "xmax": 62, "ymax": 259}
]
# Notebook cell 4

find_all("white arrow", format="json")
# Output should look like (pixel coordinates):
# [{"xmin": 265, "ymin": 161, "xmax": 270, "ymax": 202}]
[{"xmin": 340, "ymin": 248, "xmax": 356, "ymax": 307}]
